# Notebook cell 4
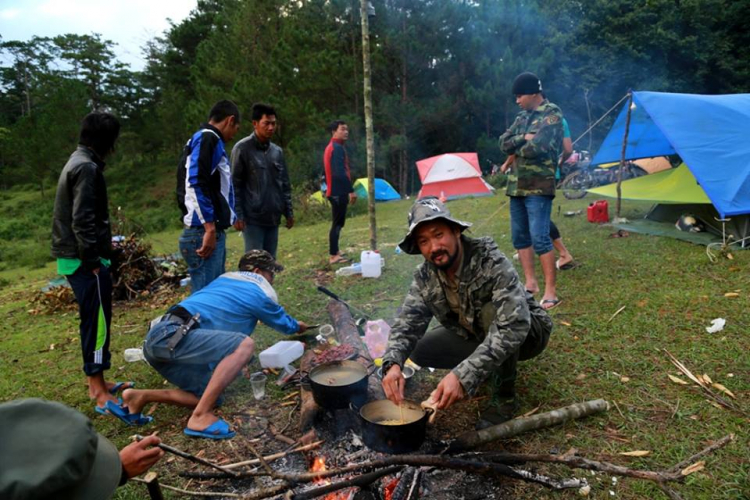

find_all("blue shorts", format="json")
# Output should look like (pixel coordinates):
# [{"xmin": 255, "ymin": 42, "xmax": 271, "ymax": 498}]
[
  {"xmin": 143, "ymin": 319, "xmax": 246, "ymax": 398},
  {"xmin": 510, "ymin": 195, "xmax": 554, "ymax": 255}
]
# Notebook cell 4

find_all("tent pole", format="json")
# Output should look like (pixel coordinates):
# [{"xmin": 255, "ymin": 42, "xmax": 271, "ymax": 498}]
[{"xmin": 616, "ymin": 93, "xmax": 634, "ymax": 218}]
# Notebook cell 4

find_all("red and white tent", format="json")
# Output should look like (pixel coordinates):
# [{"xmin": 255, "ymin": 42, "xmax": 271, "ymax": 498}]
[{"xmin": 416, "ymin": 152, "xmax": 495, "ymax": 200}]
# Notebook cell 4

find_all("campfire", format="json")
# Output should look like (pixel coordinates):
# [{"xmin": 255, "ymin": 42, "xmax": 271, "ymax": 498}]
[
  {"xmin": 310, "ymin": 455, "xmax": 356, "ymax": 500},
  {"xmin": 138, "ymin": 300, "xmax": 735, "ymax": 500}
]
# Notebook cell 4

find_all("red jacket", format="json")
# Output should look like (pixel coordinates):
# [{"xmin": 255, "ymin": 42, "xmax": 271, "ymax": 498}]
[{"xmin": 323, "ymin": 138, "xmax": 353, "ymax": 197}]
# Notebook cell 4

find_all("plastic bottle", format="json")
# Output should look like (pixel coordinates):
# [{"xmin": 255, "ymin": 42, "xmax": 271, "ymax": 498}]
[
  {"xmin": 335, "ymin": 263, "xmax": 362, "ymax": 276},
  {"xmin": 395, "ymin": 246, "xmax": 402, "ymax": 255},
  {"xmin": 124, "ymin": 348, "xmax": 146, "ymax": 362}
]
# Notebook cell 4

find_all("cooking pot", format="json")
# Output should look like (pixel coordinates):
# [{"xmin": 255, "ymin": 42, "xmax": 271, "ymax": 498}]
[
  {"xmin": 306, "ymin": 360, "xmax": 371, "ymax": 409},
  {"xmin": 353, "ymin": 399, "xmax": 433, "ymax": 454}
]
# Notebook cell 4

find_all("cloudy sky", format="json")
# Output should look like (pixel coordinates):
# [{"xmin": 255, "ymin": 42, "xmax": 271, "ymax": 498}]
[{"xmin": 0, "ymin": 0, "xmax": 198, "ymax": 70}]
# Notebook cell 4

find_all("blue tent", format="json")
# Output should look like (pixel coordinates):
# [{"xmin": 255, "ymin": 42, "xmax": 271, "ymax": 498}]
[
  {"xmin": 591, "ymin": 91, "xmax": 750, "ymax": 218},
  {"xmin": 353, "ymin": 178, "xmax": 401, "ymax": 202}
]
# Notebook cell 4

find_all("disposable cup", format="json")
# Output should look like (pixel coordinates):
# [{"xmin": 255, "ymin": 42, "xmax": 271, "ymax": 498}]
[
  {"xmin": 250, "ymin": 372, "xmax": 267, "ymax": 400},
  {"xmin": 319, "ymin": 324, "xmax": 336, "ymax": 344}
]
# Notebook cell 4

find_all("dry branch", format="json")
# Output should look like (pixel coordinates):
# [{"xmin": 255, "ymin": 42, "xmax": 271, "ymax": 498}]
[
  {"xmin": 223, "ymin": 440, "xmax": 324, "ymax": 470},
  {"xmin": 288, "ymin": 465, "xmax": 403, "ymax": 500}
]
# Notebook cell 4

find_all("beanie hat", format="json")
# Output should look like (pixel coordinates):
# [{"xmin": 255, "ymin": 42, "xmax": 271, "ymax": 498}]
[{"xmin": 512, "ymin": 72, "xmax": 543, "ymax": 96}]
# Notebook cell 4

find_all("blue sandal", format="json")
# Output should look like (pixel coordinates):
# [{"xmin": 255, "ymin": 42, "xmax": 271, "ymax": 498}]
[
  {"xmin": 104, "ymin": 400, "xmax": 153, "ymax": 426},
  {"xmin": 184, "ymin": 419, "xmax": 236, "ymax": 440}
]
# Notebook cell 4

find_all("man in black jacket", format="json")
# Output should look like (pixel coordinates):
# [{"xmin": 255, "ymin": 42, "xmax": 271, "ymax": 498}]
[
  {"xmin": 51, "ymin": 112, "xmax": 123, "ymax": 413},
  {"xmin": 231, "ymin": 103, "xmax": 294, "ymax": 258}
]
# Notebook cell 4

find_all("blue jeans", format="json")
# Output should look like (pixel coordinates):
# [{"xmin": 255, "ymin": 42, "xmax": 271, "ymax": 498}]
[
  {"xmin": 510, "ymin": 195, "xmax": 554, "ymax": 255},
  {"xmin": 242, "ymin": 224, "xmax": 279, "ymax": 258},
  {"xmin": 143, "ymin": 319, "xmax": 247, "ymax": 398},
  {"xmin": 179, "ymin": 227, "xmax": 226, "ymax": 294}
]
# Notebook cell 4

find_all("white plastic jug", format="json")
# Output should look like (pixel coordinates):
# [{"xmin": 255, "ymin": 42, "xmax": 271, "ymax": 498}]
[
  {"xmin": 259, "ymin": 341, "xmax": 304, "ymax": 368},
  {"xmin": 361, "ymin": 250, "xmax": 382, "ymax": 278}
]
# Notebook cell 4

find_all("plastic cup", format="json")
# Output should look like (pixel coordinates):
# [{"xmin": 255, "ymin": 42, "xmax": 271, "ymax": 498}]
[
  {"xmin": 250, "ymin": 372, "xmax": 267, "ymax": 400},
  {"xmin": 319, "ymin": 324, "xmax": 336, "ymax": 344}
]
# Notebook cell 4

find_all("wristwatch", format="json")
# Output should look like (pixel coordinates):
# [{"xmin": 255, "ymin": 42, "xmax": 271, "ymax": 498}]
[{"xmin": 381, "ymin": 360, "xmax": 400, "ymax": 376}]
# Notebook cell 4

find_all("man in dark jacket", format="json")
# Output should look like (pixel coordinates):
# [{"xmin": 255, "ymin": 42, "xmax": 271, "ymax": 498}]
[
  {"xmin": 231, "ymin": 103, "xmax": 294, "ymax": 258},
  {"xmin": 52, "ymin": 112, "xmax": 123, "ymax": 413},
  {"xmin": 176, "ymin": 100, "xmax": 241, "ymax": 293},
  {"xmin": 323, "ymin": 120, "xmax": 357, "ymax": 264}
]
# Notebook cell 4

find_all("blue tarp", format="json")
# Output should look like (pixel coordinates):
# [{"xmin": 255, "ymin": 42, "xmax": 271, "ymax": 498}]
[{"xmin": 591, "ymin": 91, "xmax": 750, "ymax": 217}]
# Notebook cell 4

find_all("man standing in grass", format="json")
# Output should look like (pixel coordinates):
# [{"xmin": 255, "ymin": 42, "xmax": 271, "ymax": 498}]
[
  {"xmin": 323, "ymin": 120, "xmax": 357, "ymax": 264},
  {"xmin": 177, "ymin": 100, "xmax": 241, "ymax": 293},
  {"xmin": 231, "ymin": 103, "xmax": 294, "ymax": 258},
  {"xmin": 499, "ymin": 72, "xmax": 564, "ymax": 310},
  {"xmin": 381, "ymin": 198, "xmax": 552, "ymax": 429},
  {"xmin": 51, "ymin": 112, "xmax": 124, "ymax": 414}
]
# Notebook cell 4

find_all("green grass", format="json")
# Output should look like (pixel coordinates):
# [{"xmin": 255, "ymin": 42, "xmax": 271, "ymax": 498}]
[{"xmin": 0, "ymin": 195, "xmax": 748, "ymax": 499}]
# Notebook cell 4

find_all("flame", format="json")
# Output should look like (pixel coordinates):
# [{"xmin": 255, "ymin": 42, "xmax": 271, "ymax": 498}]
[{"xmin": 310, "ymin": 456, "xmax": 353, "ymax": 500}]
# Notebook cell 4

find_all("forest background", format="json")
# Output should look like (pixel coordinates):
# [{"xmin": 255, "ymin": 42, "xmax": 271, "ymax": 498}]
[{"xmin": 1, "ymin": 0, "xmax": 749, "ymax": 271}]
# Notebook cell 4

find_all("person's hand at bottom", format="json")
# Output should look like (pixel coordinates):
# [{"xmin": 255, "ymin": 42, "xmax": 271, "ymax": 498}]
[{"xmin": 120, "ymin": 434, "xmax": 164, "ymax": 479}]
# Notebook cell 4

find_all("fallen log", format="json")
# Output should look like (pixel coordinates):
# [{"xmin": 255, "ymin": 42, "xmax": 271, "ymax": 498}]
[
  {"xmin": 326, "ymin": 300, "xmax": 385, "ymax": 401},
  {"xmin": 298, "ymin": 348, "xmax": 320, "ymax": 432},
  {"xmin": 448, "ymin": 399, "xmax": 610, "ymax": 452}
]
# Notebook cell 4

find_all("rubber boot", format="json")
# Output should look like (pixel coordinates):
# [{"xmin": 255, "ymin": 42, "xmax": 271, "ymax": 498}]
[{"xmin": 475, "ymin": 371, "xmax": 519, "ymax": 430}]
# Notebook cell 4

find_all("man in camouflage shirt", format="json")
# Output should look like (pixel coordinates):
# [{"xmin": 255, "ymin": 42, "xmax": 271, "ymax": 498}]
[
  {"xmin": 381, "ymin": 198, "xmax": 553, "ymax": 429},
  {"xmin": 499, "ymin": 72, "xmax": 564, "ymax": 310}
]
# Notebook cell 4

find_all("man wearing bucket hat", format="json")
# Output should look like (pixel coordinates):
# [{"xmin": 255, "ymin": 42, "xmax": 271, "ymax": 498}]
[
  {"xmin": 499, "ymin": 72, "xmax": 564, "ymax": 310},
  {"xmin": 0, "ymin": 398, "xmax": 164, "ymax": 500},
  {"xmin": 381, "ymin": 198, "xmax": 553, "ymax": 429},
  {"xmin": 105, "ymin": 250, "xmax": 308, "ymax": 439}
]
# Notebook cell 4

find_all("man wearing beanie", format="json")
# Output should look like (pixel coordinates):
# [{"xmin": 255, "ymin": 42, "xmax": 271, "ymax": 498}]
[{"xmin": 499, "ymin": 72, "xmax": 564, "ymax": 310}]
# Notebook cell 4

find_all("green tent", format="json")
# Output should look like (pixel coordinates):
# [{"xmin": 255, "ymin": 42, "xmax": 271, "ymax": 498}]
[
  {"xmin": 587, "ymin": 163, "xmax": 710, "ymax": 204},
  {"xmin": 587, "ymin": 164, "xmax": 748, "ymax": 244}
]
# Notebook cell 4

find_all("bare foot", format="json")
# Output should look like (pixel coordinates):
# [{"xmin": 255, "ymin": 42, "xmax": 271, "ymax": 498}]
[
  {"xmin": 92, "ymin": 391, "xmax": 120, "ymax": 409},
  {"xmin": 524, "ymin": 284, "xmax": 540, "ymax": 294},
  {"xmin": 329, "ymin": 255, "xmax": 349, "ymax": 264},
  {"xmin": 121, "ymin": 389, "xmax": 147, "ymax": 414},
  {"xmin": 187, "ymin": 412, "xmax": 220, "ymax": 432}
]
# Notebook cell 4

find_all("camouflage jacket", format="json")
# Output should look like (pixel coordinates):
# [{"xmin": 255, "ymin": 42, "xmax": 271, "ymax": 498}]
[
  {"xmin": 382, "ymin": 236, "xmax": 538, "ymax": 395},
  {"xmin": 499, "ymin": 99, "xmax": 564, "ymax": 197}
]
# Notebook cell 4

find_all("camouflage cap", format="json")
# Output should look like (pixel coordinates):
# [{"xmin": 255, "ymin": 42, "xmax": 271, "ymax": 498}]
[
  {"xmin": 398, "ymin": 197, "xmax": 472, "ymax": 255},
  {"xmin": 238, "ymin": 250, "xmax": 284, "ymax": 274}
]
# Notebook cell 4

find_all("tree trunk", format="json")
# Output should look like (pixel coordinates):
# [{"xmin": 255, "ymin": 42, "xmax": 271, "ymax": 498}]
[
  {"xmin": 448, "ymin": 399, "xmax": 610, "ymax": 452},
  {"xmin": 360, "ymin": 0, "xmax": 377, "ymax": 251}
]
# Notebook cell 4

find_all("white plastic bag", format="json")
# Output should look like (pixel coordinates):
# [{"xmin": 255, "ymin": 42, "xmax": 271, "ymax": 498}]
[{"xmin": 364, "ymin": 319, "xmax": 390, "ymax": 359}]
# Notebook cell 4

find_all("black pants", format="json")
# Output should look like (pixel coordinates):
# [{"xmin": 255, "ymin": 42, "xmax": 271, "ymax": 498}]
[
  {"xmin": 328, "ymin": 195, "xmax": 349, "ymax": 255},
  {"xmin": 410, "ymin": 303, "xmax": 551, "ymax": 391},
  {"xmin": 67, "ymin": 265, "xmax": 112, "ymax": 376},
  {"xmin": 550, "ymin": 220, "xmax": 560, "ymax": 240}
]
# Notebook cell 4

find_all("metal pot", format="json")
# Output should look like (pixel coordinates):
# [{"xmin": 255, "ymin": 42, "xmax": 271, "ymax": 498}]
[
  {"xmin": 307, "ymin": 360, "xmax": 369, "ymax": 409},
  {"xmin": 354, "ymin": 399, "xmax": 433, "ymax": 454}
]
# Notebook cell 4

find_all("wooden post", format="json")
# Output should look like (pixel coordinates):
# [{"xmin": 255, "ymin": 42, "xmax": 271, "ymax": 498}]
[
  {"xmin": 360, "ymin": 0, "xmax": 377, "ymax": 250},
  {"xmin": 143, "ymin": 472, "xmax": 164, "ymax": 500},
  {"xmin": 616, "ymin": 93, "xmax": 634, "ymax": 218}
]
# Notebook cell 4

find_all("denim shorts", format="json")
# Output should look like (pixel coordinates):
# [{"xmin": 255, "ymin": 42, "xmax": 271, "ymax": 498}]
[
  {"xmin": 509, "ymin": 195, "xmax": 554, "ymax": 255},
  {"xmin": 179, "ymin": 227, "xmax": 226, "ymax": 293},
  {"xmin": 143, "ymin": 319, "xmax": 246, "ymax": 398}
]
